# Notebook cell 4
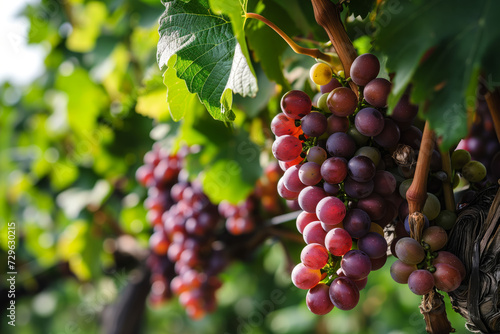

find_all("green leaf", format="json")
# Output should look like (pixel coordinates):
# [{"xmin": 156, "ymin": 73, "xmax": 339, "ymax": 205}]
[
  {"xmin": 375, "ymin": 0, "xmax": 500, "ymax": 149},
  {"xmin": 157, "ymin": 0, "xmax": 257, "ymax": 121}
]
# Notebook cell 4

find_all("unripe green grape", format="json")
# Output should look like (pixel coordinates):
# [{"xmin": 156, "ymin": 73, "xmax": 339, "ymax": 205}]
[
  {"xmin": 337, "ymin": 70, "xmax": 345, "ymax": 78},
  {"xmin": 422, "ymin": 192, "xmax": 441, "ymax": 220},
  {"xmin": 355, "ymin": 146, "xmax": 381, "ymax": 166},
  {"xmin": 452, "ymin": 173, "xmax": 460, "ymax": 188},
  {"xmin": 461, "ymin": 160, "xmax": 487, "ymax": 183},
  {"xmin": 317, "ymin": 93, "xmax": 330, "ymax": 113},
  {"xmin": 347, "ymin": 127, "xmax": 369, "ymax": 146},
  {"xmin": 451, "ymin": 149, "xmax": 471, "ymax": 170},
  {"xmin": 310, "ymin": 63, "xmax": 333, "ymax": 86},
  {"xmin": 399, "ymin": 178, "xmax": 413, "ymax": 199},
  {"xmin": 435, "ymin": 210, "xmax": 457, "ymax": 230}
]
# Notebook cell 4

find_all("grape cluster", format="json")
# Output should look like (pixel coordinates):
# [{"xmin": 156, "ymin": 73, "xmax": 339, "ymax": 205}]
[
  {"xmin": 390, "ymin": 215, "xmax": 465, "ymax": 295},
  {"xmin": 136, "ymin": 145, "xmax": 282, "ymax": 319},
  {"xmin": 271, "ymin": 54, "xmax": 419, "ymax": 314}
]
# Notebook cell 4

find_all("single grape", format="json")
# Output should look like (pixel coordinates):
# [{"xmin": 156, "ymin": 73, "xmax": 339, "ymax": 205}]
[
  {"xmin": 374, "ymin": 118, "xmax": 401, "ymax": 149},
  {"xmin": 363, "ymin": 78, "xmax": 391, "ymax": 107},
  {"xmin": 320, "ymin": 77, "xmax": 342, "ymax": 94},
  {"xmin": 422, "ymin": 192, "xmax": 441, "ymax": 221},
  {"xmin": 306, "ymin": 283, "xmax": 334, "ymax": 315},
  {"xmin": 350, "ymin": 53, "xmax": 380, "ymax": 86},
  {"xmin": 301, "ymin": 112, "xmax": 328, "ymax": 137},
  {"xmin": 310, "ymin": 62, "xmax": 333, "ymax": 86},
  {"xmin": 271, "ymin": 113, "xmax": 299, "ymax": 137},
  {"xmin": 344, "ymin": 177, "xmax": 374, "ymax": 199},
  {"xmin": 277, "ymin": 177, "xmax": 300, "ymax": 200},
  {"xmin": 408, "ymin": 270, "xmax": 435, "ymax": 295},
  {"xmin": 327, "ymin": 114, "xmax": 350, "ymax": 134},
  {"xmin": 317, "ymin": 93, "xmax": 330, "ymax": 113},
  {"xmin": 432, "ymin": 251, "xmax": 466, "ymax": 280},
  {"xmin": 357, "ymin": 232, "xmax": 387, "ymax": 259},
  {"xmin": 434, "ymin": 210, "xmax": 457, "ymax": 230},
  {"xmin": 461, "ymin": 160, "xmax": 487, "ymax": 182},
  {"xmin": 299, "ymin": 162, "xmax": 322, "ymax": 186},
  {"xmin": 325, "ymin": 228, "xmax": 352, "ymax": 256},
  {"xmin": 323, "ymin": 182, "xmax": 340, "ymax": 195},
  {"xmin": 301, "ymin": 243, "xmax": 329, "ymax": 270},
  {"xmin": 316, "ymin": 196, "xmax": 346, "ymax": 225},
  {"xmin": 390, "ymin": 94, "xmax": 418, "ymax": 123},
  {"xmin": 451, "ymin": 149, "xmax": 471, "ymax": 170},
  {"xmin": 291, "ymin": 263, "xmax": 321, "ymax": 290},
  {"xmin": 357, "ymin": 193, "xmax": 387, "ymax": 221},
  {"xmin": 327, "ymin": 87, "xmax": 358, "ymax": 117},
  {"xmin": 432, "ymin": 263, "xmax": 461, "ymax": 292},
  {"xmin": 343, "ymin": 208, "xmax": 371, "ymax": 238},
  {"xmin": 400, "ymin": 126, "xmax": 423, "ymax": 149},
  {"xmin": 354, "ymin": 107, "xmax": 385, "ymax": 137},
  {"xmin": 347, "ymin": 127, "xmax": 369, "ymax": 146},
  {"xmin": 422, "ymin": 226, "xmax": 448, "ymax": 251},
  {"xmin": 281, "ymin": 90, "xmax": 312, "ymax": 120},
  {"xmin": 326, "ymin": 132, "xmax": 357, "ymax": 159},
  {"xmin": 347, "ymin": 155, "xmax": 376, "ymax": 183},
  {"xmin": 399, "ymin": 178, "xmax": 413, "ymax": 199},
  {"xmin": 307, "ymin": 146, "xmax": 327, "ymax": 165},
  {"xmin": 329, "ymin": 277, "xmax": 360, "ymax": 310},
  {"xmin": 341, "ymin": 249, "xmax": 372, "ymax": 280},
  {"xmin": 302, "ymin": 221, "xmax": 327, "ymax": 246},
  {"xmin": 390, "ymin": 259, "xmax": 417, "ymax": 284},
  {"xmin": 298, "ymin": 186, "xmax": 327, "ymax": 213},
  {"xmin": 370, "ymin": 253, "xmax": 387, "ymax": 271},
  {"xmin": 373, "ymin": 170, "xmax": 397, "ymax": 196},
  {"xmin": 282, "ymin": 164, "xmax": 306, "ymax": 192},
  {"xmin": 272, "ymin": 135, "xmax": 303, "ymax": 162},
  {"xmin": 394, "ymin": 237, "xmax": 425, "ymax": 265},
  {"xmin": 321, "ymin": 157, "xmax": 348, "ymax": 184}
]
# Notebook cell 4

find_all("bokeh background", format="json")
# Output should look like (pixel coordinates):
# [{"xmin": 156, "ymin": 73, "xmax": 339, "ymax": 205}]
[{"xmin": 0, "ymin": 1, "xmax": 469, "ymax": 333}]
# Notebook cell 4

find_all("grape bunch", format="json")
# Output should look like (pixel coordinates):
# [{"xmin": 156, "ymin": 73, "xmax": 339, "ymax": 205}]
[
  {"xmin": 390, "ymin": 215, "xmax": 465, "ymax": 295},
  {"xmin": 136, "ymin": 144, "xmax": 283, "ymax": 319}
]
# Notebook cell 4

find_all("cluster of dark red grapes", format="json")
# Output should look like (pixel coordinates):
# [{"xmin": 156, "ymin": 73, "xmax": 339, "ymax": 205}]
[
  {"xmin": 136, "ymin": 144, "xmax": 283, "ymax": 319},
  {"xmin": 270, "ymin": 52, "xmax": 481, "ymax": 314},
  {"xmin": 390, "ymin": 215, "xmax": 465, "ymax": 295}
]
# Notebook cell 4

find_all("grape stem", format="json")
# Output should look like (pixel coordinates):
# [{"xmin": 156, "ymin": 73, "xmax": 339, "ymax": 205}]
[
  {"xmin": 440, "ymin": 150, "xmax": 456, "ymax": 212},
  {"xmin": 245, "ymin": 13, "xmax": 335, "ymax": 65}
]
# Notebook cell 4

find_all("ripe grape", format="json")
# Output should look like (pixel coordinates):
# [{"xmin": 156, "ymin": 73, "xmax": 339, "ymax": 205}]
[
  {"xmin": 344, "ymin": 177, "xmax": 374, "ymax": 199},
  {"xmin": 394, "ymin": 237, "xmax": 425, "ymax": 265},
  {"xmin": 277, "ymin": 177, "xmax": 300, "ymax": 200},
  {"xmin": 347, "ymin": 155, "xmax": 376, "ymax": 183},
  {"xmin": 296, "ymin": 211, "xmax": 318, "ymax": 234},
  {"xmin": 302, "ymin": 221, "xmax": 327, "ymax": 245},
  {"xmin": 325, "ymin": 228, "xmax": 352, "ymax": 256},
  {"xmin": 354, "ymin": 107, "xmax": 385, "ymax": 137},
  {"xmin": 432, "ymin": 251, "xmax": 466, "ymax": 280},
  {"xmin": 310, "ymin": 62, "xmax": 333, "ymax": 86},
  {"xmin": 281, "ymin": 90, "xmax": 312, "ymax": 119},
  {"xmin": 301, "ymin": 243, "xmax": 329, "ymax": 270},
  {"xmin": 326, "ymin": 132, "xmax": 357, "ymax": 159},
  {"xmin": 271, "ymin": 113, "xmax": 299, "ymax": 136},
  {"xmin": 370, "ymin": 253, "xmax": 387, "ymax": 271},
  {"xmin": 407, "ymin": 270, "xmax": 435, "ymax": 295},
  {"xmin": 432, "ymin": 263, "xmax": 461, "ymax": 292},
  {"xmin": 301, "ymin": 112, "xmax": 327, "ymax": 137},
  {"xmin": 323, "ymin": 182, "xmax": 340, "ymax": 195},
  {"xmin": 343, "ymin": 208, "xmax": 371, "ymax": 238},
  {"xmin": 357, "ymin": 232, "xmax": 387, "ymax": 259},
  {"xmin": 422, "ymin": 226, "xmax": 448, "ymax": 251},
  {"xmin": 306, "ymin": 283, "xmax": 334, "ymax": 315},
  {"xmin": 299, "ymin": 162, "xmax": 322, "ymax": 186},
  {"xmin": 373, "ymin": 170, "xmax": 397, "ymax": 196},
  {"xmin": 291, "ymin": 263, "xmax": 322, "ymax": 290},
  {"xmin": 327, "ymin": 87, "xmax": 358, "ymax": 117},
  {"xmin": 316, "ymin": 196, "xmax": 346, "ymax": 225},
  {"xmin": 320, "ymin": 77, "xmax": 342, "ymax": 94},
  {"xmin": 306, "ymin": 146, "xmax": 327, "ymax": 165},
  {"xmin": 298, "ymin": 186, "xmax": 327, "ymax": 213},
  {"xmin": 283, "ymin": 164, "xmax": 306, "ymax": 192},
  {"xmin": 321, "ymin": 157, "xmax": 348, "ymax": 184},
  {"xmin": 329, "ymin": 277, "xmax": 360, "ymax": 310},
  {"xmin": 272, "ymin": 135, "xmax": 303, "ymax": 162},
  {"xmin": 374, "ymin": 118, "xmax": 401, "ymax": 149},
  {"xmin": 390, "ymin": 259, "xmax": 417, "ymax": 284},
  {"xmin": 327, "ymin": 114, "xmax": 350, "ymax": 134},
  {"xmin": 350, "ymin": 53, "xmax": 380, "ymax": 86},
  {"xmin": 341, "ymin": 249, "xmax": 372, "ymax": 280},
  {"xmin": 363, "ymin": 78, "xmax": 391, "ymax": 107}
]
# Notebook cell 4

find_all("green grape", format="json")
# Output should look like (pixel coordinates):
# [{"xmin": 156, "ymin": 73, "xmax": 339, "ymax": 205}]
[
  {"xmin": 310, "ymin": 63, "xmax": 333, "ymax": 86},
  {"xmin": 347, "ymin": 127, "xmax": 369, "ymax": 146},
  {"xmin": 452, "ymin": 173, "xmax": 460, "ymax": 188},
  {"xmin": 461, "ymin": 160, "xmax": 487, "ymax": 183},
  {"xmin": 422, "ymin": 192, "xmax": 441, "ymax": 220},
  {"xmin": 399, "ymin": 178, "xmax": 413, "ymax": 199},
  {"xmin": 451, "ymin": 149, "xmax": 471, "ymax": 170},
  {"xmin": 355, "ymin": 146, "xmax": 381, "ymax": 166},
  {"xmin": 434, "ymin": 210, "xmax": 457, "ymax": 230},
  {"xmin": 317, "ymin": 93, "xmax": 330, "ymax": 113}
]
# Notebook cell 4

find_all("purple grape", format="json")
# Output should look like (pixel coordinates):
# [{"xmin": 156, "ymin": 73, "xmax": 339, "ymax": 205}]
[
  {"xmin": 408, "ymin": 269, "xmax": 435, "ymax": 295},
  {"xmin": 343, "ymin": 208, "xmax": 371, "ymax": 238},
  {"xmin": 327, "ymin": 87, "xmax": 358, "ymax": 117},
  {"xmin": 301, "ymin": 112, "xmax": 327, "ymax": 137},
  {"xmin": 356, "ymin": 193, "xmax": 387, "ymax": 221},
  {"xmin": 281, "ymin": 90, "xmax": 312, "ymax": 120},
  {"xmin": 374, "ymin": 118, "xmax": 400, "ymax": 149},
  {"xmin": 363, "ymin": 78, "xmax": 391, "ymax": 107},
  {"xmin": 329, "ymin": 277, "xmax": 360, "ymax": 310},
  {"xmin": 357, "ymin": 232, "xmax": 388, "ymax": 259},
  {"xmin": 306, "ymin": 283, "xmax": 334, "ymax": 315},
  {"xmin": 326, "ymin": 132, "xmax": 357, "ymax": 158},
  {"xmin": 347, "ymin": 155, "xmax": 376, "ymax": 183},
  {"xmin": 354, "ymin": 107, "xmax": 385, "ymax": 137},
  {"xmin": 327, "ymin": 114, "xmax": 350, "ymax": 134},
  {"xmin": 298, "ymin": 186, "xmax": 327, "ymax": 213},
  {"xmin": 341, "ymin": 249, "xmax": 372, "ymax": 280},
  {"xmin": 391, "ymin": 94, "xmax": 418, "ymax": 123},
  {"xmin": 373, "ymin": 170, "xmax": 397, "ymax": 196},
  {"xmin": 344, "ymin": 177, "xmax": 374, "ymax": 199},
  {"xmin": 350, "ymin": 53, "xmax": 380, "ymax": 86},
  {"xmin": 321, "ymin": 157, "xmax": 348, "ymax": 184},
  {"xmin": 316, "ymin": 196, "xmax": 346, "ymax": 225}
]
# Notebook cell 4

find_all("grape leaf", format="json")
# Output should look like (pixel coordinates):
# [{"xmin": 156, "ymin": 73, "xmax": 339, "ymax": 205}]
[
  {"xmin": 375, "ymin": 0, "xmax": 500, "ymax": 149},
  {"xmin": 157, "ymin": 0, "xmax": 257, "ymax": 121}
]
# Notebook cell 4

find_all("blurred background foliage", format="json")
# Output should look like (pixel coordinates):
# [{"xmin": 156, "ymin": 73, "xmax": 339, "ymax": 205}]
[{"xmin": 0, "ymin": 0, "xmax": 468, "ymax": 333}]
